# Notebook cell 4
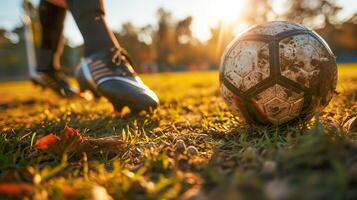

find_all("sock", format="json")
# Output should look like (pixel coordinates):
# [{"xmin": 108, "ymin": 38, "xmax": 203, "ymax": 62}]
[
  {"xmin": 37, "ymin": 0, "xmax": 66, "ymax": 72},
  {"xmin": 66, "ymin": 0, "xmax": 120, "ymax": 57}
]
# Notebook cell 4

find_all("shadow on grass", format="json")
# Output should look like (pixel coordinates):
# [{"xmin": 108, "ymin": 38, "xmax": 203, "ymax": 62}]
[
  {"xmin": 0, "ymin": 99, "xmax": 41, "ymax": 110},
  {"xmin": 199, "ymin": 120, "xmax": 357, "ymax": 200}
]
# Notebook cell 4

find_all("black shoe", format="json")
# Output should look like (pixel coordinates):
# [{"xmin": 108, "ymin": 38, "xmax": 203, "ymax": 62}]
[
  {"xmin": 31, "ymin": 70, "xmax": 78, "ymax": 98},
  {"xmin": 76, "ymin": 48, "xmax": 159, "ymax": 112}
]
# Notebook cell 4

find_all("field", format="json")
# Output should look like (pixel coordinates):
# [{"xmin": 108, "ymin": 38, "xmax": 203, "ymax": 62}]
[{"xmin": 0, "ymin": 64, "xmax": 356, "ymax": 200}]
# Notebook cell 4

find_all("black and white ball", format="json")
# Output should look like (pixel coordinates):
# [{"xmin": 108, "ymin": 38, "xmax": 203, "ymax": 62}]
[{"xmin": 220, "ymin": 21, "xmax": 337, "ymax": 126}]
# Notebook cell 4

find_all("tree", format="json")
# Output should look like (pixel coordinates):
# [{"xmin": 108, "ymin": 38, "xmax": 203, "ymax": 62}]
[
  {"xmin": 277, "ymin": 0, "xmax": 342, "ymax": 28},
  {"xmin": 155, "ymin": 8, "xmax": 176, "ymax": 70}
]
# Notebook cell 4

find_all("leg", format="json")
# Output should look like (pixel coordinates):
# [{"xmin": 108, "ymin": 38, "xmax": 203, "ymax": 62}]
[
  {"xmin": 66, "ymin": 0, "xmax": 119, "ymax": 56},
  {"xmin": 37, "ymin": 0, "xmax": 66, "ymax": 72},
  {"xmin": 31, "ymin": 0, "xmax": 78, "ymax": 97},
  {"xmin": 66, "ymin": 0, "xmax": 159, "ymax": 112}
]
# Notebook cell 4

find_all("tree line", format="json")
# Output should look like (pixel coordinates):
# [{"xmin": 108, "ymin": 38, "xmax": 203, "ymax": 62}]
[{"xmin": 0, "ymin": 0, "xmax": 357, "ymax": 79}]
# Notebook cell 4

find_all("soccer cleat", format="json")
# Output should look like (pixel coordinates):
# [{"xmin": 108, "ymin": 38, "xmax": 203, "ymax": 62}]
[
  {"xmin": 31, "ymin": 70, "xmax": 79, "ymax": 98},
  {"xmin": 76, "ymin": 48, "xmax": 159, "ymax": 112}
]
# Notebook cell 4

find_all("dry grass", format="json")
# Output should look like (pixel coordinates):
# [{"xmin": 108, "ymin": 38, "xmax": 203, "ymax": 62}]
[{"xmin": 0, "ymin": 64, "xmax": 356, "ymax": 199}]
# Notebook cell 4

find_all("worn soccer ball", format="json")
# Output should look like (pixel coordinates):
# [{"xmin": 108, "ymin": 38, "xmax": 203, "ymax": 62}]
[{"xmin": 219, "ymin": 21, "xmax": 337, "ymax": 126}]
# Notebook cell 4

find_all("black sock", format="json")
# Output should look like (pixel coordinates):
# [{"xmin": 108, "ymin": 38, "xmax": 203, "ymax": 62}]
[
  {"xmin": 66, "ymin": 0, "xmax": 119, "ymax": 57},
  {"xmin": 37, "ymin": 0, "xmax": 66, "ymax": 72}
]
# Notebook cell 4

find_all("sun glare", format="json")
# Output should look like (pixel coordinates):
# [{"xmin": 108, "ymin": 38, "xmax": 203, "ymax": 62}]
[
  {"xmin": 200, "ymin": 0, "xmax": 249, "ymax": 49},
  {"xmin": 207, "ymin": 0, "xmax": 246, "ymax": 25},
  {"xmin": 169, "ymin": 0, "xmax": 250, "ymax": 42}
]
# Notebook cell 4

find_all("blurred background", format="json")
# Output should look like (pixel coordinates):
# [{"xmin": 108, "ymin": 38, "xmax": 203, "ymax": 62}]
[{"xmin": 0, "ymin": 0, "xmax": 356, "ymax": 80}]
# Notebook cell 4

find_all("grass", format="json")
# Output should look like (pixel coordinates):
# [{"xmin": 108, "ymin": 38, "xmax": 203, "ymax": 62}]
[{"xmin": 0, "ymin": 64, "xmax": 356, "ymax": 200}]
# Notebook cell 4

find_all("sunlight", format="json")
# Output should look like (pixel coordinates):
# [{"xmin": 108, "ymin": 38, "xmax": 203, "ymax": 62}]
[
  {"xmin": 200, "ymin": 0, "xmax": 249, "ymax": 52},
  {"xmin": 207, "ymin": 0, "xmax": 246, "ymax": 25},
  {"xmin": 191, "ymin": 0, "xmax": 248, "ymax": 42}
]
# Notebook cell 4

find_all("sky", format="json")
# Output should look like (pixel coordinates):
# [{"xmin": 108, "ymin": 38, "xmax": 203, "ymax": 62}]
[{"xmin": 1, "ymin": 0, "xmax": 357, "ymax": 46}]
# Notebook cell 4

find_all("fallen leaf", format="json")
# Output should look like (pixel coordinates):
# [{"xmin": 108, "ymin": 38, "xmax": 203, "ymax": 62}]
[
  {"xmin": 35, "ymin": 127, "xmax": 83, "ymax": 152},
  {"xmin": 62, "ymin": 127, "xmax": 83, "ymax": 143},
  {"xmin": 60, "ymin": 127, "xmax": 83, "ymax": 151},
  {"xmin": 35, "ymin": 134, "xmax": 60, "ymax": 150},
  {"xmin": 0, "ymin": 183, "xmax": 34, "ymax": 196},
  {"xmin": 34, "ymin": 130, "xmax": 128, "ymax": 155},
  {"xmin": 60, "ymin": 185, "xmax": 76, "ymax": 197}
]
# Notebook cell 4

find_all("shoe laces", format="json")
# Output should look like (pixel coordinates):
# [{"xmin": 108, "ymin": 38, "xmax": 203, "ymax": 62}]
[{"xmin": 110, "ymin": 48, "xmax": 137, "ymax": 76}]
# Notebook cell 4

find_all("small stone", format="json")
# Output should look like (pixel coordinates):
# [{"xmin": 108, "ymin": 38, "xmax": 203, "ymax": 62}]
[
  {"xmin": 264, "ymin": 179, "xmax": 291, "ymax": 200},
  {"xmin": 91, "ymin": 185, "xmax": 113, "ymax": 200},
  {"xmin": 175, "ymin": 140, "xmax": 186, "ymax": 154},
  {"xmin": 344, "ymin": 117, "xmax": 357, "ymax": 133},
  {"xmin": 187, "ymin": 146, "xmax": 199, "ymax": 156},
  {"xmin": 262, "ymin": 160, "xmax": 277, "ymax": 174},
  {"xmin": 243, "ymin": 147, "xmax": 257, "ymax": 160}
]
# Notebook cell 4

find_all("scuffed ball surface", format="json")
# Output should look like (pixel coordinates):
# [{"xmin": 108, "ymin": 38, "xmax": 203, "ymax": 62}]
[{"xmin": 220, "ymin": 21, "xmax": 337, "ymax": 125}]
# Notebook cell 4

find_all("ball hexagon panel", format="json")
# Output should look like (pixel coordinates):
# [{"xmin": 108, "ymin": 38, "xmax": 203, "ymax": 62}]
[
  {"xmin": 264, "ymin": 98, "xmax": 291, "ymax": 124},
  {"xmin": 274, "ymin": 84, "xmax": 304, "ymax": 104},
  {"xmin": 279, "ymin": 34, "xmax": 331, "ymax": 89},
  {"xmin": 242, "ymin": 21, "xmax": 306, "ymax": 36},
  {"xmin": 253, "ymin": 85, "xmax": 276, "ymax": 105},
  {"xmin": 223, "ymin": 41, "xmax": 270, "ymax": 93},
  {"xmin": 253, "ymin": 84, "xmax": 305, "ymax": 125},
  {"xmin": 233, "ymin": 49, "xmax": 256, "ymax": 77},
  {"xmin": 242, "ymin": 71, "xmax": 265, "ymax": 91}
]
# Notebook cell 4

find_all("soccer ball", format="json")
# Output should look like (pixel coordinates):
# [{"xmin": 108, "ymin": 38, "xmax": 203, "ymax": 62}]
[{"xmin": 219, "ymin": 21, "xmax": 337, "ymax": 126}]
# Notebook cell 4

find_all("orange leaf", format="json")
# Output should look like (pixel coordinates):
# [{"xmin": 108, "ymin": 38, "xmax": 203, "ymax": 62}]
[
  {"xmin": 0, "ymin": 183, "xmax": 34, "ymax": 196},
  {"xmin": 35, "ymin": 133, "xmax": 60, "ymax": 150},
  {"xmin": 62, "ymin": 127, "xmax": 83, "ymax": 143}
]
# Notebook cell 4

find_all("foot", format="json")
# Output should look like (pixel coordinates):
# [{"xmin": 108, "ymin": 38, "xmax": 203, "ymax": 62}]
[
  {"xmin": 31, "ymin": 70, "xmax": 79, "ymax": 98},
  {"xmin": 76, "ymin": 47, "xmax": 159, "ymax": 112}
]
